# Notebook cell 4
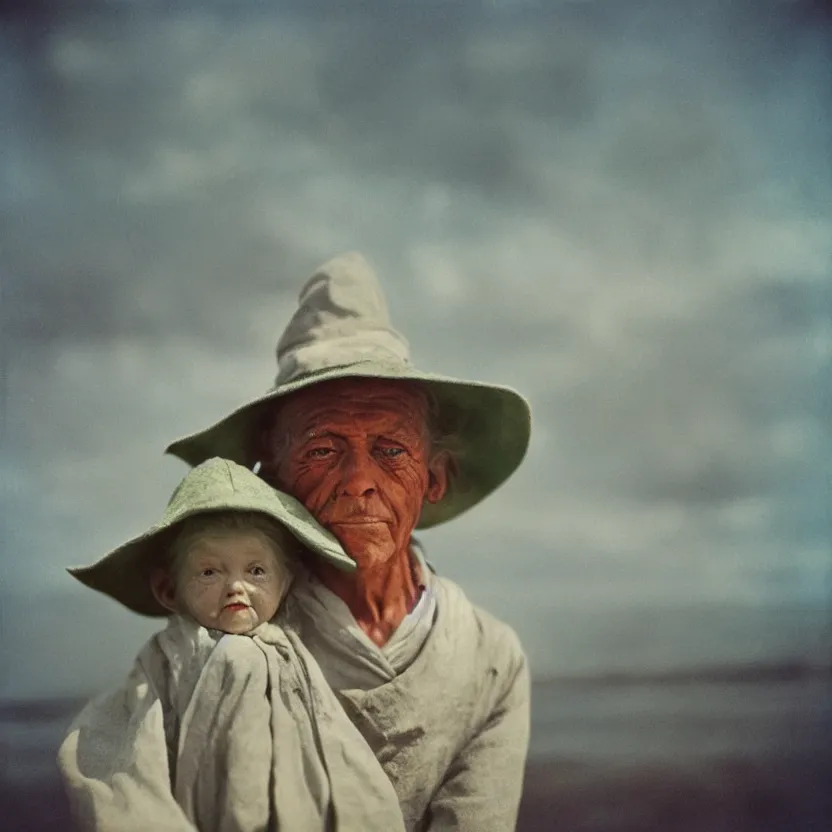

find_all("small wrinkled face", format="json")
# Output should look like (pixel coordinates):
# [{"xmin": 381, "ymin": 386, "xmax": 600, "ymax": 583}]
[
  {"xmin": 267, "ymin": 379, "xmax": 448, "ymax": 570},
  {"xmin": 174, "ymin": 532, "xmax": 291, "ymax": 634}
]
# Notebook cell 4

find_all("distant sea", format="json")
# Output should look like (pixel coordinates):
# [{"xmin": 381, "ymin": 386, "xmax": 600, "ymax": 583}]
[{"xmin": 2, "ymin": 664, "xmax": 830, "ymax": 831}]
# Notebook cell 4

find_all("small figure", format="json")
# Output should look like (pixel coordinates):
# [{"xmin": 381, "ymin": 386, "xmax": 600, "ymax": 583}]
[{"xmin": 58, "ymin": 457, "xmax": 406, "ymax": 831}]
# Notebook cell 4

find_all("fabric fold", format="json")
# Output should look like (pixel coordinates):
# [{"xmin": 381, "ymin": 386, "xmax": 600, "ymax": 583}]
[{"xmin": 58, "ymin": 616, "xmax": 406, "ymax": 832}]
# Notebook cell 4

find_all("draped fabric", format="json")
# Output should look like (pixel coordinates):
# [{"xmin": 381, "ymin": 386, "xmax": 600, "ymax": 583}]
[
  {"xmin": 282, "ymin": 575, "xmax": 531, "ymax": 832},
  {"xmin": 58, "ymin": 616, "xmax": 405, "ymax": 832}
]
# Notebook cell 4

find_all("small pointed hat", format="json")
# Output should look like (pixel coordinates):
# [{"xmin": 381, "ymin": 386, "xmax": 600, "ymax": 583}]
[
  {"xmin": 165, "ymin": 253, "xmax": 531, "ymax": 528},
  {"xmin": 68, "ymin": 457, "xmax": 355, "ymax": 617}
]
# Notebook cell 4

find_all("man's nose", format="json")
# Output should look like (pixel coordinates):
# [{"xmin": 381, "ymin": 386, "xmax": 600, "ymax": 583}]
[{"xmin": 339, "ymin": 450, "xmax": 377, "ymax": 498}]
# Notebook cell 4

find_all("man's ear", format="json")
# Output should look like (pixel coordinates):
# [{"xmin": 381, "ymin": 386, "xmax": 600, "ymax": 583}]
[
  {"xmin": 425, "ymin": 451, "xmax": 451, "ymax": 504},
  {"xmin": 150, "ymin": 568, "xmax": 179, "ymax": 614}
]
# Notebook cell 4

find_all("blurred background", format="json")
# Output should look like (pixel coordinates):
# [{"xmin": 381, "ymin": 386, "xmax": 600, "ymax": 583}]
[{"xmin": 1, "ymin": 1, "xmax": 830, "ymax": 830}]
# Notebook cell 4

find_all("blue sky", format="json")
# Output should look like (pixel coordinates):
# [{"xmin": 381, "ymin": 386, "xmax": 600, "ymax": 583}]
[{"xmin": 1, "ymin": 0, "xmax": 830, "ymax": 697}]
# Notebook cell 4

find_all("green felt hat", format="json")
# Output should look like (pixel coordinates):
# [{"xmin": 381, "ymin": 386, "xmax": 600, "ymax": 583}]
[
  {"xmin": 165, "ymin": 252, "xmax": 531, "ymax": 528},
  {"xmin": 68, "ymin": 457, "xmax": 356, "ymax": 617}
]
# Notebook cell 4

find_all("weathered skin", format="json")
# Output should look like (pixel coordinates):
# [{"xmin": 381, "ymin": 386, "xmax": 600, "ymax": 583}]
[{"xmin": 260, "ymin": 378, "xmax": 449, "ymax": 647}]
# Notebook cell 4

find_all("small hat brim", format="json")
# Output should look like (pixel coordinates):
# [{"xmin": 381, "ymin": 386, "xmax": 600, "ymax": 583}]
[
  {"xmin": 69, "ymin": 487, "xmax": 356, "ymax": 617},
  {"xmin": 165, "ymin": 361, "xmax": 531, "ymax": 528}
]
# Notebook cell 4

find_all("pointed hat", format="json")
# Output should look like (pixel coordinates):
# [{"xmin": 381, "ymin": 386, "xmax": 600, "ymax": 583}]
[{"xmin": 165, "ymin": 253, "xmax": 531, "ymax": 528}]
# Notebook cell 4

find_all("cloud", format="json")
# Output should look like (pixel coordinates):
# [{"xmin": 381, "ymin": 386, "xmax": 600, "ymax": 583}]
[{"xmin": 1, "ymin": 0, "xmax": 830, "ymax": 690}]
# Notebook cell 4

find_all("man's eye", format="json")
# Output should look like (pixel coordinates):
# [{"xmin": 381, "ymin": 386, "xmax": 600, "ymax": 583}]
[
  {"xmin": 378, "ymin": 447, "xmax": 405, "ymax": 458},
  {"xmin": 199, "ymin": 568, "xmax": 216, "ymax": 577},
  {"xmin": 250, "ymin": 565, "xmax": 266, "ymax": 576},
  {"xmin": 307, "ymin": 447, "xmax": 334, "ymax": 459}
]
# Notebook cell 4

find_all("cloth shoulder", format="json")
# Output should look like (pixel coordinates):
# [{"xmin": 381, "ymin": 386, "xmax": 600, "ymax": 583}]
[
  {"xmin": 431, "ymin": 574, "xmax": 527, "ymax": 681},
  {"xmin": 138, "ymin": 616, "xmax": 221, "ymax": 704},
  {"xmin": 339, "ymin": 573, "xmax": 526, "ymax": 735},
  {"xmin": 331, "ymin": 574, "xmax": 528, "ymax": 830},
  {"xmin": 140, "ymin": 616, "xmax": 290, "ymax": 722}
]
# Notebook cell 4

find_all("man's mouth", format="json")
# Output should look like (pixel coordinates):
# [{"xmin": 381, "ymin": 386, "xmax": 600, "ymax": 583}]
[
  {"xmin": 223, "ymin": 602, "xmax": 249, "ymax": 613},
  {"xmin": 331, "ymin": 520, "xmax": 386, "ymax": 526},
  {"xmin": 328, "ymin": 516, "xmax": 391, "ymax": 526}
]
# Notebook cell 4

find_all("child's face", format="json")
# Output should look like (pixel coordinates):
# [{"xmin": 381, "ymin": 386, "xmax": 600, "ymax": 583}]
[{"xmin": 175, "ymin": 531, "xmax": 291, "ymax": 634}]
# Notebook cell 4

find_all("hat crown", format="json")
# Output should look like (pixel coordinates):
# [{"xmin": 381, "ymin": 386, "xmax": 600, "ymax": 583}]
[
  {"xmin": 275, "ymin": 252, "xmax": 411, "ymax": 384},
  {"xmin": 164, "ymin": 457, "xmax": 267, "ymax": 520}
]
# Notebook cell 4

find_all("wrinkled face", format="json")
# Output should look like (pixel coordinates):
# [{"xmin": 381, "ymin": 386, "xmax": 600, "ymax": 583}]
[
  {"xmin": 268, "ymin": 379, "xmax": 447, "ymax": 570},
  {"xmin": 175, "ymin": 532, "xmax": 291, "ymax": 634}
]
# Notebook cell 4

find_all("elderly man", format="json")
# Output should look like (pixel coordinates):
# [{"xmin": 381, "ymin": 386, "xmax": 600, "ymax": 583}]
[{"xmin": 166, "ymin": 253, "xmax": 532, "ymax": 831}]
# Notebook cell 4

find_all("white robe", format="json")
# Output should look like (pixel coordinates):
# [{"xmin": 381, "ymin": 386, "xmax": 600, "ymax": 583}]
[
  {"xmin": 281, "ymin": 574, "xmax": 531, "ymax": 832},
  {"xmin": 57, "ymin": 616, "xmax": 406, "ymax": 832}
]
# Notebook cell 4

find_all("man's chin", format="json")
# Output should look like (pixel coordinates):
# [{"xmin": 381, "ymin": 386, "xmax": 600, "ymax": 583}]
[{"xmin": 329, "ymin": 523, "xmax": 396, "ymax": 568}]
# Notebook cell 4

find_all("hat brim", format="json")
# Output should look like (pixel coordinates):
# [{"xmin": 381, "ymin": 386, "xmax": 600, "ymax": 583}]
[
  {"xmin": 69, "ymin": 491, "xmax": 357, "ymax": 617},
  {"xmin": 165, "ymin": 362, "xmax": 531, "ymax": 528}
]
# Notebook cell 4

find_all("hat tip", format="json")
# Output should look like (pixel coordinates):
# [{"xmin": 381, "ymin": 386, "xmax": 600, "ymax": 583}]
[
  {"xmin": 330, "ymin": 249, "xmax": 370, "ymax": 265},
  {"xmin": 314, "ymin": 251, "xmax": 378, "ymax": 284}
]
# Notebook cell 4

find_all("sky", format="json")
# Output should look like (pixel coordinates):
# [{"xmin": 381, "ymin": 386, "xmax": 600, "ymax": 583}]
[{"xmin": 1, "ymin": 0, "xmax": 831, "ymax": 697}]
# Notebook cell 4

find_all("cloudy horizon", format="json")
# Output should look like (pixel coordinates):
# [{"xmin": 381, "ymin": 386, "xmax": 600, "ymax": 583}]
[{"xmin": 1, "ymin": 0, "xmax": 830, "ymax": 698}]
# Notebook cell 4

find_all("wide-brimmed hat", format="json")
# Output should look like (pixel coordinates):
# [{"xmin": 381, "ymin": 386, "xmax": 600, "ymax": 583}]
[
  {"xmin": 68, "ymin": 457, "xmax": 356, "ymax": 617},
  {"xmin": 165, "ymin": 252, "xmax": 531, "ymax": 528}
]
